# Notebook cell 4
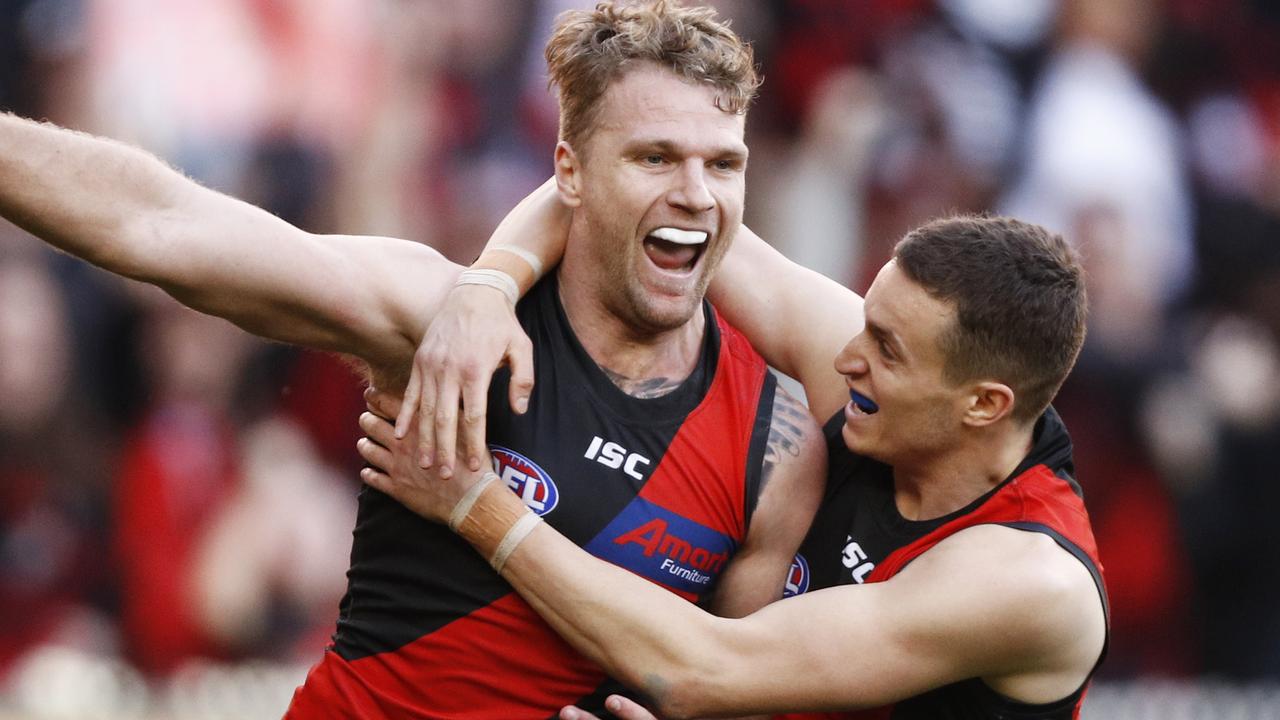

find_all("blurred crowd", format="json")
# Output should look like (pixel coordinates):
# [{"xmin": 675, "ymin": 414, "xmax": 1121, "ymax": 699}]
[{"xmin": 1, "ymin": 0, "xmax": 1279, "ymax": 706}]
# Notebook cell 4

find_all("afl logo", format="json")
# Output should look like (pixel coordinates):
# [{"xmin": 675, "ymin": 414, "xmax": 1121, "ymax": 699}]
[
  {"xmin": 783, "ymin": 554, "xmax": 810, "ymax": 598},
  {"xmin": 490, "ymin": 446, "xmax": 559, "ymax": 516}
]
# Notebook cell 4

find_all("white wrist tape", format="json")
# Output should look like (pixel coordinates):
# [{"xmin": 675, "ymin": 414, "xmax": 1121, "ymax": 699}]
[
  {"xmin": 490, "ymin": 511, "xmax": 542, "ymax": 572},
  {"xmin": 489, "ymin": 244, "xmax": 545, "ymax": 278},
  {"xmin": 456, "ymin": 269, "xmax": 518, "ymax": 306},
  {"xmin": 449, "ymin": 471, "xmax": 499, "ymax": 532}
]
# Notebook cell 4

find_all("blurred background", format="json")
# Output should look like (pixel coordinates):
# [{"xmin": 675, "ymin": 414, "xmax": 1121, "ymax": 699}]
[{"xmin": 0, "ymin": 0, "xmax": 1278, "ymax": 717}]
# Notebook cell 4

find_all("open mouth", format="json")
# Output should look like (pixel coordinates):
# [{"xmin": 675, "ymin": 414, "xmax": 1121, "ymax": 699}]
[
  {"xmin": 849, "ymin": 389, "xmax": 879, "ymax": 415},
  {"xmin": 643, "ymin": 227, "xmax": 708, "ymax": 273}
]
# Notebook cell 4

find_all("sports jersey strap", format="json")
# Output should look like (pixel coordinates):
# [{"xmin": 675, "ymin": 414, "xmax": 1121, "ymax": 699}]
[{"xmin": 743, "ymin": 370, "xmax": 776, "ymax": 530}]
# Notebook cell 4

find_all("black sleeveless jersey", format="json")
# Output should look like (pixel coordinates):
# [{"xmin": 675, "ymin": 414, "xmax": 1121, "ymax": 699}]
[
  {"xmin": 777, "ymin": 408, "xmax": 1108, "ymax": 720},
  {"xmin": 287, "ymin": 275, "xmax": 776, "ymax": 718}
]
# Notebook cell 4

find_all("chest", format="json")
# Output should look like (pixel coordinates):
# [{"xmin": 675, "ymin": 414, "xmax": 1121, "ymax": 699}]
[{"xmin": 484, "ymin": 364, "xmax": 748, "ymax": 600}]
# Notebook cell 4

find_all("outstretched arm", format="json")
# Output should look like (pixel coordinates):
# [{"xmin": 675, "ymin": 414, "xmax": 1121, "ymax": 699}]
[{"xmin": 0, "ymin": 113, "xmax": 458, "ymax": 376}]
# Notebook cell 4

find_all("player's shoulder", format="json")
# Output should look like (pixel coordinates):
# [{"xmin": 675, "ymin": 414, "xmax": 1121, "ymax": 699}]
[{"xmin": 923, "ymin": 524, "xmax": 1104, "ymax": 649}]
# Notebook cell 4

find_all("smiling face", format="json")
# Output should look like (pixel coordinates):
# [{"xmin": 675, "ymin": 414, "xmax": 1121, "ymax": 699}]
[
  {"xmin": 835, "ymin": 260, "xmax": 970, "ymax": 465},
  {"xmin": 560, "ymin": 63, "xmax": 748, "ymax": 333}
]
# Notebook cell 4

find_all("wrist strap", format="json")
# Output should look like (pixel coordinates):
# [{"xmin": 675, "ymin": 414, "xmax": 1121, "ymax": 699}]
[
  {"xmin": 490, "ymin": 511, "xmax": 542, "ymax": 572},
  {"xmin": 455, "ymin": 269, "xmax": 518, "ymax": 306},
  {"xmin": 449, "ymin": 471, "xmax": 499, "ymax": 532},
  {"xmin": 489, "ymin": 244, "xmax": 545, "ymax": 278}
]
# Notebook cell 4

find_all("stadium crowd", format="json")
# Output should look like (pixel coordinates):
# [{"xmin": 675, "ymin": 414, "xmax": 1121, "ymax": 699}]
[{"xmin": 1, "ymin": 0, "xmax": 1279, "ymax": 716}]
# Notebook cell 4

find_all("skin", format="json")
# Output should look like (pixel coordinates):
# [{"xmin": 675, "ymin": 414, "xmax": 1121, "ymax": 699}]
[
  {"xmin": 364, "ymin": 250, "xmax": 1106, "ymax": 718},
  {"xmin": 0, "ymin": 113, "xmax": 461, "ymax": 390},
  {"xmin": 556, "ymin": 62, "xmax": 746, "ymax": 339}
]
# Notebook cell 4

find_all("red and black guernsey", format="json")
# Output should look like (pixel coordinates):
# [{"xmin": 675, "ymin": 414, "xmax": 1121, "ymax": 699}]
[
  {"xmin": 286, "ymin": 275, "xmax": 776, "ymax": 719},
  {"xmin": 778, "ymin": 408, "xmax": 1109, "ymax": 720}
]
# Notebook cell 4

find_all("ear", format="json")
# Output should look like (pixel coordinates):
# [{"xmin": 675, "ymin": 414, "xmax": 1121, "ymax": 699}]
[
  {"xmin": 553, "ymin": 141, "xmax": 584, "ymax": 208},
  {"xmin": 961, "ymin": 381, "xmax": 1016, "ymax": 428}
]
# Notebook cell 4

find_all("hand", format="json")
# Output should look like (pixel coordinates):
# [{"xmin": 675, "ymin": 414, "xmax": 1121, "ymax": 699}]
[
  {"xmin": 396, "ymin": 284, "xmax": 535, "ymax": 478},
  {"xmin": 358, "ymin": 388, "xmax": 491, "ymax": 525},
  {"xmin": 559, "ymin": 696, "xmax": 661, "ymax": 720}
]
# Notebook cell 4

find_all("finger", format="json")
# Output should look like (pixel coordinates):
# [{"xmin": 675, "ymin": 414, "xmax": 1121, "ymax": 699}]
[
  {"xmin": 364, "ymin": 386, "xmax": 403, "ymax": 420},
  {"xmin": 360, "ymin": 466, "xmax": 393, "ymax": 494},
  {"xmin": 416, "ymin": 367, "xmax": 441, "ymax": 468},
  {"xmin": 432, "ymin": 374, "xmax": 462, "ymax": 478},
  {"xmin": 460, "ymin": 374, "xmax": 489, "ymax": 472},
  {"xmin": 356, "ymin": 437, "xmax": 393, "ymax": 470},
  {"xmin": 394, "ymin": 368, "xmax": 422, "ymax": 438},
  {"xmin": 558, "ymin": 707, "xmax": 602, "ymax": 720},
  {"xmin": 506, "ymin": 336, "xmax": 535, "ymax": 416},
  {"xmin": 358, "ymin": 411, "xmax": 398, "ymax": 448},
  {"xmin": 605, "ymin": 695, "xmax": 659, "ymax": 720}
]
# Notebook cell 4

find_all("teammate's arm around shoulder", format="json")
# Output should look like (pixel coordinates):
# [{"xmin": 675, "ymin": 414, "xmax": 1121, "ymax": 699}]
[
  {"xmin": 708, "ymin": 227, "xmax": 864, "ymax": 421},
  {"xmin": 398, "ymin": 178, "xmax": 570, "ymax": 477},
  {"xmin": 0, "ymin": 113, "xmax": 458, "ymax": 372},
  {"xmin": 709, "ymin": 383, "xmax": 825, "ymax": 619}
]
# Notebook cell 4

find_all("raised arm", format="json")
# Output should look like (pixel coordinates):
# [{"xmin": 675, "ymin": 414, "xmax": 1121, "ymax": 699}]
[
  {"xmin": 0, "ymin": 113, "xmax": 458, "ymax": 377},
  {"xmin": 708, "ymin": 227, "xmax": 864, "ymax": 422}
]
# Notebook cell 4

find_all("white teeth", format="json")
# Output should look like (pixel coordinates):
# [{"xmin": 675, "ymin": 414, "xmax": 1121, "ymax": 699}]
[{"xmin": 650, "ymin": 227, "xmax": 707, "ymax": 245}]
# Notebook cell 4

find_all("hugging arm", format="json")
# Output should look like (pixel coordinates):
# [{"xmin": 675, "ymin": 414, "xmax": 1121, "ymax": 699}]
[
  {"xmin": 398, "ymin": 178, "xmax": 569, "ymax": 474},
  {"xmin": 707, "ymin": 227, "xmax": 864, "ymax": 422},
  {"xmin": 356, "ymin": 401, "xmax": 1103, "ymax": 719}
]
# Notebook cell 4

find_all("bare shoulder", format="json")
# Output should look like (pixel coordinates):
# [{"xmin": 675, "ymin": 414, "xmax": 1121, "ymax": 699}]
[{"xmin": 911, "ymin": 524, "xmax": 1106, "ymax": 687}]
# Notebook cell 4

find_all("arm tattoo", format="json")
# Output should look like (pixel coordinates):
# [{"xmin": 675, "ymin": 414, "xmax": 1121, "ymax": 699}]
[
  {"xmin": 761, "ymin": 385, "xmax": 810, "ymax": 494},
  {"xmin": 602, "ymin": 366, "xmax": 685, "ymax": 399}
]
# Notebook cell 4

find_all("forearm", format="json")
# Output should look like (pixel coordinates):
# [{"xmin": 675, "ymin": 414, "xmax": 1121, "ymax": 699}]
[
  {"xmin": 0, "ymin": 113, "xmax": 186, "ymax": 276},
  {"xmin": 457, "ymin": 484, "xmax": 738, "ymax": 718},
  {"xmin": 470, "ymin": 178, "xmax": 568, "ymax": 292}
]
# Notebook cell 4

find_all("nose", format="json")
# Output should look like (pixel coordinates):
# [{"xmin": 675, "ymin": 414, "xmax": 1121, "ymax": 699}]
[
  {"xmin": 834, "ymin": 334, "xmax": 869, "ymax": 378},
  {"xmin": 668, "ymin": 159, "xmax": 715, "ymax": 214}
]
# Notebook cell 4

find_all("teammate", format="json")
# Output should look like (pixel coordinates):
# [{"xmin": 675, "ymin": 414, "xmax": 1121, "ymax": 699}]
[
  {"xmin": 358, "ymin": 213, "xmax": 1110, "ymax": 719},
  {"xmin": 0, "ymin": 2, "xmax": 826, "ymax": 717}
]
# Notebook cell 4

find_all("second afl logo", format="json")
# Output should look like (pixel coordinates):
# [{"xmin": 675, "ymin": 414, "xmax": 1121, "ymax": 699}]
[
  {"xmin": 490, "ymin": 446, "xmax": 559, "ymax": 516},
  {"xmin": 783, "ymin": 554, "xmax": 810, "ymax": 598}
]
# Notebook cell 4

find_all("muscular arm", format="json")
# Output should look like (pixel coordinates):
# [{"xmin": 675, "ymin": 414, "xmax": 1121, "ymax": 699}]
[
  {"xmin": 451, "ymin": 498, "xmax": 1105, "ymax": 719},
  {"xmin": 708, "ymin": 228, "xmax": 864, "ymax": 422},
  {"xmin": 0, "ymin": 114, "xmax": 459, "ymax": 375},
  {"xmin": 707, "ymin": 384, "xmax": 824, "ymax": 619}
]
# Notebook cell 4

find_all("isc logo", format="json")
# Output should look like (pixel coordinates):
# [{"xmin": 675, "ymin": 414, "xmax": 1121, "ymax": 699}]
[
  {"xmin": 842, "ymin": 535, "xmax": 875, "ymax": 584},
  {"xmin": 783, "ymin": 554, "xmax": 810, "ymax": 597},
  {"xmin": 584, "ymin": 436, "xmax": 651, "ymax": 480},
  {"xmin": 489, "ymin": 446, "xmax": 559, "ymax": 516}
]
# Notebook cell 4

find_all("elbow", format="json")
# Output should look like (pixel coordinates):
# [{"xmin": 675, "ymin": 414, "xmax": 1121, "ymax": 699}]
[
  {"xmin": 639, "ymin": 651, "xmax": 738, "ymax": 720},
  {"xmin": 646, "ymin": 675, "xmax": 713, "ymax": 720}
]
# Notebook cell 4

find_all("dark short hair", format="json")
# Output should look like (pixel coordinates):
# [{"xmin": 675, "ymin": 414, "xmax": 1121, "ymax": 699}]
[
  {"xmin": 893, "ymin": 215, "xmax": 1088, "ymax": 423},
  {"xmin": 544, "ymin": 0, "xmax": 760, "ymax": 151}
]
